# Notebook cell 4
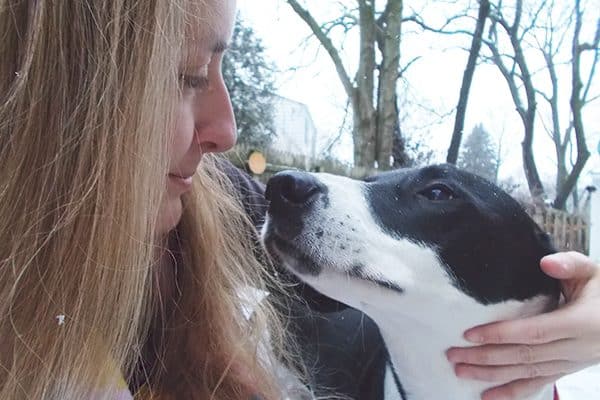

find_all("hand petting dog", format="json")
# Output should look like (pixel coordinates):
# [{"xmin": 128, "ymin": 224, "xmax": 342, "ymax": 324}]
[{"xmin": 447, "ymin": 251, "xmax": 600, "ymax": 400}]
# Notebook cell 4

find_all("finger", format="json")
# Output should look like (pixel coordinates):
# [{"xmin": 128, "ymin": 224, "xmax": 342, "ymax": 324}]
[
  {"xmin": 464, "ymin": 309, "xmax": 576, "ymax": 345},
  {"xmin": 541, "ymin": 252, "xmax": 598, "ymax": 280},
  {"xmin": 447, "ymin": 339, "xmax": 576, "ymax": 366},
  {"xmin": 480, "ymin": 374, "xmax": 562, "ymax": 400},
  {"xmin": 454, "ymin": 360, "xmax": 576, "ymax": 383}
]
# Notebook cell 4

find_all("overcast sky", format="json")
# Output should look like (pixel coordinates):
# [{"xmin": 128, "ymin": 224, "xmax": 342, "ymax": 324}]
[{"xmin": 237, "ymin": 0, "xmax": 600, "ymax": 190}]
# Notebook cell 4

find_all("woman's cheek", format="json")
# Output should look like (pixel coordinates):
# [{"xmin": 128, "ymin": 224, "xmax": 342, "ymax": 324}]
[{"xmin": 171, "ymin": 100, "xmax": 196, "ymax": 160}]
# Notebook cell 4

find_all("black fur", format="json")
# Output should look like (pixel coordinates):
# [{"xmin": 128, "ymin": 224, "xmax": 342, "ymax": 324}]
[{"xmin": 364, "ymin": 164, "xmax": 559, "ymax": 304}]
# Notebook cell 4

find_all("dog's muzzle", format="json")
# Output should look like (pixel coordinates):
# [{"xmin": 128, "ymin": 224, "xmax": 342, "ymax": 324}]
[
  {"xmin": 265, "ymin": 170, "xmax": 325, "ymax": 211},
  {"xmin": 263, "ymin": 171, "xmax": 329, "ymax": 275},
  {"xmin": 265, "ymin": 171, "xmax": 326, "ymax": 238}
]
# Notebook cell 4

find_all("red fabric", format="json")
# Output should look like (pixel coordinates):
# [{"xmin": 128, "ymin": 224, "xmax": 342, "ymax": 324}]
[{"xmin": 554, "ymin": 385, "xmax": 560, "ymax": 400}]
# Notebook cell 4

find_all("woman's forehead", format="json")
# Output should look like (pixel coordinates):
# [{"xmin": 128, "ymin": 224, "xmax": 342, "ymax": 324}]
[{"xmin": 185, "ymin": 0, "xmax": 236, "ymax": 52}]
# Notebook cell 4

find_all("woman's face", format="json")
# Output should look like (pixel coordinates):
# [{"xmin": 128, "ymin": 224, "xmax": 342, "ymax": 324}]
[{"xmin": 157, "ymin": 0, "xmax": 238, "ymax": 234}]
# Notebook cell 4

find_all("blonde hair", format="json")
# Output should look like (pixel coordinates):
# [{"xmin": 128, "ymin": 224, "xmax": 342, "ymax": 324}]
[{"xmin": 0, "ymin": 0, "xmax": 286, "ymax": 399}]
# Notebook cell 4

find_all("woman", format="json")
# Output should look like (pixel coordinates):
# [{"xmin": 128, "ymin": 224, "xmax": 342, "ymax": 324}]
[{"xmin": 0, "ymin": 0, "xmax": 286, "ymax": 399}]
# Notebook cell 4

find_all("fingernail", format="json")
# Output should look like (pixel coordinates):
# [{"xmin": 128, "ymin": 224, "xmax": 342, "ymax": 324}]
[
  {"xmin": 446, "ymin": 349, "xmax": 458, "ymax": 362},
  {"xmin": 465, "ymin": 331, "xmax": 483, "ymax": 343},
  {"xmin": 454, "ymin": 364, "xmax": 462, "ymax": 376}
]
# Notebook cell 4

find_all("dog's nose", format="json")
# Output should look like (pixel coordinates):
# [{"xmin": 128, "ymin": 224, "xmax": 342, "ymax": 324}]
[{"xmin": 266, "ymin": 171, "xmax": 324, "ymax": 206}]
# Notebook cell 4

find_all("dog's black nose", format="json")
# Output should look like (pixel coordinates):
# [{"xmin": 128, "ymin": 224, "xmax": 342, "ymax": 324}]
[{"xmin": 266, "ymin": 171, "xmax": 324, "ymax": 206}]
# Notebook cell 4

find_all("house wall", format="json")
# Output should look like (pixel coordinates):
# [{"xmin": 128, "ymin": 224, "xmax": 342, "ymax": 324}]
[
  {"xmin": 270, "ymin": 95, "xmax": 318, "ymax": 168},
  {"xmin": 589, "ymin": 173, "xmax": 600, "ymax": 262}
]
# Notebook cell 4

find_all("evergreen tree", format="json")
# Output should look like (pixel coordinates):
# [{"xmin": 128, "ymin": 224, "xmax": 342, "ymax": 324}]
[
  {"xmin": 222, "ymin": 16, "xmax": 277, "ymax": 149},
  {"xmin": 458, "ymin": 124, "xmax": 499, "ymax": 183}
]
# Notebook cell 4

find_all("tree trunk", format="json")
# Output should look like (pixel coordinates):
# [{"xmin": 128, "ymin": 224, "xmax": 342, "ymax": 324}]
[
  {"xmin": 352, "ymin": 0, "xmax": 378, "ymax": 168},
  {"xmin": 554, "ymin": 0, "xmax": 592, "ymax": 209},
  {"xmin": 352, "ymin": 89, "xmax": 377, "ymax": 167},
  {"xmin": 543, "ymin": 54, "xmax": 569, "ymax": 194},
  {"xmin": 375, "ymin": 0, "xmax": 402, "ymax": 170},
  {"xmin": 287, "ymin": 0, "xmax": 411, "ymax": 169},
  {"xmin": 447, "ymin": 0, "xmax": 490, "ymax": 164},
  {"xmin": 521, "ymin": 113, "xmax": 544, "ymax": 201},
  {"xmin": 512, "ymin": 0, "xmax": 544, "ymax": 201},
  {"xmin": 391, "ymin": 92, "xmax": 410, "ymax": 167}
]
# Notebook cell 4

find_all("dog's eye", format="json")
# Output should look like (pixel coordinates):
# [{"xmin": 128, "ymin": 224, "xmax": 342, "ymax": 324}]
[{"xmin": 418, "ymin": 184, "xmax": 455, "ymax": 201}]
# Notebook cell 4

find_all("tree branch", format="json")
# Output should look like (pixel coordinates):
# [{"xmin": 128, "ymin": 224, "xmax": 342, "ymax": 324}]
[
  {"xmin": 581, "ymin": 17, "xmax": 600, "ymax": 103},
  {"xmin": 519, "ymin": 0, "xmax": 546, "ymax": 42},
  {"xmin": 322, "ymin": 13, "xmax": 358, "ymax": 36},
  {"xmin": 401, "ymin": 13, "xmax": 473, "ymax": 36},
  {"xmin": 398, "ymin": 55, "xmax": 422, "ymax": 78},
  {"xmin": 287, "ymin": 0, "xmax": 354, "ymax": 97},
  {"xmin": 485, "ymin": 22, "xmax": 526, "ymax": 118}
]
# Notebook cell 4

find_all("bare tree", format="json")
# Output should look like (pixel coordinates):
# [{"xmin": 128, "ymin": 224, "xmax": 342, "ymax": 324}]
[
  {"xmin": 532, "ymin": 0, "xmax": 598, "ymax": 209},
  {"xmin": 483, "ymin": 0, "xmax": 546, "ymax": 201},
  {"xmin": 402, "ymin": 1, "xmax": 547, "ymax": 197},
  {"xmin": 287, "ymin": 0, "xmax": 405, "ymax": 169},
  {"xmin": 479, "ymin": 0, "xmax": 599, "ymax": 208},
  {"xmin": 447, "ymin": 0, "xmax": 490, "ymax": 164},
  {"xmin": 556, "ymin": 0, "xmax": 599, "ymax": 209}
]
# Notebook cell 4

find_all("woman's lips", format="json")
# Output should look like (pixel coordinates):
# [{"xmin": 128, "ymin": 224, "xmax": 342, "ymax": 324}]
[{"xmin": 168, "ymin": 173, "xmax": 193, "ymax": 190}]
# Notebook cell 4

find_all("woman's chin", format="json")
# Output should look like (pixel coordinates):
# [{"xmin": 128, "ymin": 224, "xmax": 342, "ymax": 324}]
[{"xmin": 157, "ymin": 196, "xmax": 183, "ymax": 235}]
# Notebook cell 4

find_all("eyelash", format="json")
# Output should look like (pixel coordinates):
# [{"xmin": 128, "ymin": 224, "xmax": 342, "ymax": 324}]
[{"xmin": 179, "ymin": 74, "xmax": 210, "ymax": 91}]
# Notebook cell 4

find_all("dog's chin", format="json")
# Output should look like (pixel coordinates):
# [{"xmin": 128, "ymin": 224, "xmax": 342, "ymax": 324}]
[
  {"xmin": 265, "ymin": 232, "xmax": 406, "ymax": 299},
  {"xmin": 264, "ymin": 233, "xmax": 323, "ymax": 276}
]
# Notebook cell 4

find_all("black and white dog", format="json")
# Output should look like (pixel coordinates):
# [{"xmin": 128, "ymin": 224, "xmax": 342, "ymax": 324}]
[{"xmin": 262, "ymin": 164, "xmax": 560, "ymax": 400}]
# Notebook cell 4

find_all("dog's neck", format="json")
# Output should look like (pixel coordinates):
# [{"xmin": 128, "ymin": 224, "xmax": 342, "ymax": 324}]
[{"xmin": 367, "ymin": 296, "xmax": 555, "ymax": 400}]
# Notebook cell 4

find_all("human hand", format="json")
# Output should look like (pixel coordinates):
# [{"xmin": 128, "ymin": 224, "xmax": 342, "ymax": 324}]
[{"xmin": 446, "ymin": 251, "xmax": 600, "ymax": 400}]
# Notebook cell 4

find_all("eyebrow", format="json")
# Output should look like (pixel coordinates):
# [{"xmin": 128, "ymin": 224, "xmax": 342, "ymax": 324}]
[{"xmin": 213, "ymin": 41, "xmax": 229, "ymax": 53}]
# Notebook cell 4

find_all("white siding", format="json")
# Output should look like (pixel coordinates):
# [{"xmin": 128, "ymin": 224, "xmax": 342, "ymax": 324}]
[
  {"xmin": 271, "ymin": 95, "xmax": 318, "ymax": 165},
  {"xmin": 589, "ymin": 173, "xmax": 600, "ymax": 262}
]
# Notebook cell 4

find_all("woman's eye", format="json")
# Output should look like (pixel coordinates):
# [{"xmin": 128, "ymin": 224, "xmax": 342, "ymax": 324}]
[
  {"xmin": 180, "ymin": 74, "xmax": 210, "ymax": 91},
  {"xmin": 418, "ymin": 184, "xmax": 455, "ymax": 201}
]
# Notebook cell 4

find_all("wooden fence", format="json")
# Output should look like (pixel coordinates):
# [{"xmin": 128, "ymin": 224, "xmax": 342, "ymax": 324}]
[
  {"xmin": 526, "ymin": 205, "xmax": 589, "ymax": 254},
  {"xmin": 224, "ymin": 145, "xmax": 378, "ymax": 183},
  {"xmin": 225, "ymin": 145, "xmax": 590, "ymax": 254}
]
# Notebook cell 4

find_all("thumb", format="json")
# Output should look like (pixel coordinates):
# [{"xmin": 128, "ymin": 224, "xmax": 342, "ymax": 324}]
[{"xmin": 540, "ymin": 252, "xmax": 598, "ymax": 280}]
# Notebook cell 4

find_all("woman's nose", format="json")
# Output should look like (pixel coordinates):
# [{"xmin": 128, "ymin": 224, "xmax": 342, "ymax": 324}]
[{"xmin": 195, "ymin": 80, "xmax": 237, "ymax": 154}]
